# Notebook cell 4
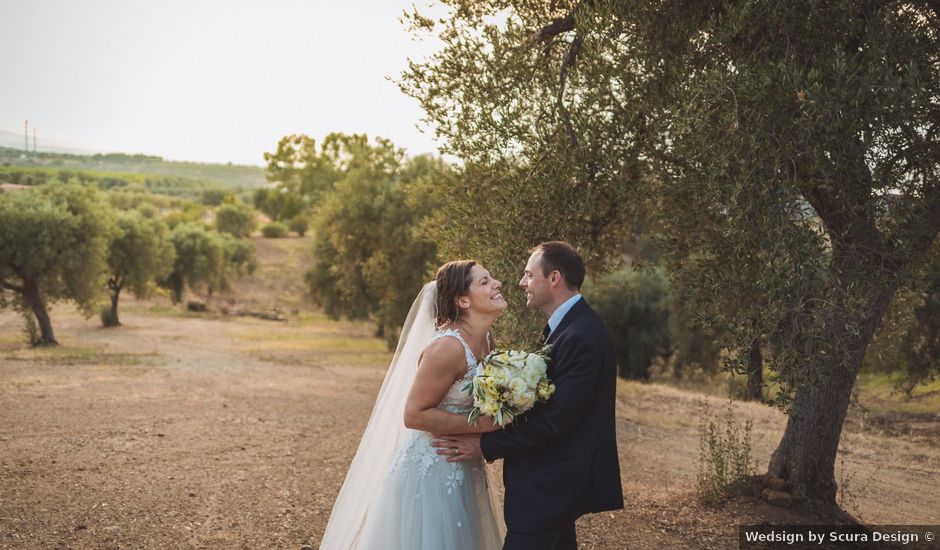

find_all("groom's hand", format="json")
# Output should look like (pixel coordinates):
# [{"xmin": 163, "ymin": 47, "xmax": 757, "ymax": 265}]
[{"xmin": 431, "ymin": 433, "xmax": 482, "ymax": 463}]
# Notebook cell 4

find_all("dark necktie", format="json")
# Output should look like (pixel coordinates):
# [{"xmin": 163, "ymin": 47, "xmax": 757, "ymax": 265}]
[{"xmin": 540, "ymin": 323, "xmax": 551, "ymax": 345}]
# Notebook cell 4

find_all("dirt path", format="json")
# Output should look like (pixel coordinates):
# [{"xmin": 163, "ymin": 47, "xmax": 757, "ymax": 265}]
[{"xmin": 2, "ymin": 301, "xmax": 939, "ymax": 549}]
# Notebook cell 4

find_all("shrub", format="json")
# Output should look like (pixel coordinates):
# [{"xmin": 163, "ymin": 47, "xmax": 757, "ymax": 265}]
[
  {"xmin": 215, "ymin": 203, "xmax": 257, "ymax": 238},
  {"xmin": 261, "ymin": 221, "xmax": 288, "ymax": 238},
  {"xmin": 200, "ymin": 189, "xmax": 231, "ymax": 206},
  {"xmin": 696, "ymin": 399, "xmax": 755, "ymax": 506},
  {"xmin": 288, "ymin": 216, "xmax": 309, "ymax": 237},
  {"xmin": 584, "ymin": 266, "xmax": 672, "ymax": 380}
]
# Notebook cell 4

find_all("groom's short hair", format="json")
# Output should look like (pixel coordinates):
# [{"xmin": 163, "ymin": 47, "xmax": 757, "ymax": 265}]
[{"xmin": 533, "ymin": 241, "xmax": 585, "ymax": 291}]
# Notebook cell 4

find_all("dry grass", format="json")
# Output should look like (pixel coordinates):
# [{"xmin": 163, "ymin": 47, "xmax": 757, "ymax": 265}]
[{"xmin": 854, "ymin": 371, "xmax": 940, "ymax": 415}]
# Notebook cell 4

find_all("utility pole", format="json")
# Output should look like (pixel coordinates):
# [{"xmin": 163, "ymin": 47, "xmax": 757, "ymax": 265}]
[
  {"xmin": 33, "ymin": 126, "xmax": 37, "ymax": 154},
  {"xmin": 24, "ymin": 119, "xmax": 29, "ymax": 155}
]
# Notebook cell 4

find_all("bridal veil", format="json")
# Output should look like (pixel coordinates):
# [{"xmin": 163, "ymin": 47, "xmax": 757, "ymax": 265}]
[{"xmin": 319, "ymin": 281, "xmax": 438, "ymax": 549}]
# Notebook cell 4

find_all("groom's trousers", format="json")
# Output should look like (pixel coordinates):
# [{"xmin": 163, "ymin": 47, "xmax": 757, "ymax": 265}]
[{"xmin": 503, "ymin": 521, "xmax": 577, "ymax": 550}]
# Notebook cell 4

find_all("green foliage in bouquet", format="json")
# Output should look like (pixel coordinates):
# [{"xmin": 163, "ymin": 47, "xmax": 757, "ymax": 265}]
[{"xmin": 464, "ymin": 346, "xmax": 554, "ymax": 428}]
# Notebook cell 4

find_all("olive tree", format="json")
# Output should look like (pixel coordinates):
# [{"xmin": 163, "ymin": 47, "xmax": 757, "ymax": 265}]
[
  {"xmin": 161, "ymin": 223, "xmax": 256, "ymax": 305},
  {"xmin": 105, "ymin": 210, "xmax": 175, "ymax": 326},
  {"xmin": 215, "ymin": 202, "xmax": 257, "ymax": 238},
  {"xmin": 402, "ymin": 0, "xmax": 940, "ymax": 505},
  {"xmin": 306, "ymin": 145, "xmax": 445, "ymax": 347},
  {"xmin": 0, "ymin": 183, "xmax": 117, "ymax": 345}
]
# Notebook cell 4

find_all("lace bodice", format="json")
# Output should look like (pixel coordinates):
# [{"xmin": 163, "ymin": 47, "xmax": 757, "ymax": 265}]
[
  {"xmin": 383, "ymin": 328, "xmax": 489, "ymax": 494},
  {"xmin": 430, "ymin": 328, "xmax": 479, "ymax": 414}
]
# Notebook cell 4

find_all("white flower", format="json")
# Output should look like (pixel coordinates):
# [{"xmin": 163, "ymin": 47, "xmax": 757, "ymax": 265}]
[
  {"xmin": 525, "ymin": 353, "xmax": 547, "ymax": 371},
  {"xmin": 490, "ymin": 367, "xmax": 510, "ymax": 385},
  {"xmin": 521, "ymin": 364, "xmax": 543, "ymax": 386},
  {"xmin": 466, "ymin": 347, "xmax": 554, "ymax": 427},
  {"xmin": 507, "ymin": 377, "xmax": 527, "ymax": 396},
  {"xmin": 512, "ymin": 390, "xmax": 537, "ymax": 411}
]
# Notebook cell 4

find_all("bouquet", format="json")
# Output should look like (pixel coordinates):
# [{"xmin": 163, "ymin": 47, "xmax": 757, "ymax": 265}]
[{"xmin": 464, "ymin": 345, "xmax": 555, "ymax": 427}]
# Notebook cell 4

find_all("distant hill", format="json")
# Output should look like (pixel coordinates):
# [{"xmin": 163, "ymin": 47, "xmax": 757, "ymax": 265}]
[
  {"xmin": 0, "ymin": 145, "xmax": 268, "ymax": 189},
  {"xmin": 0, "ymin": 129, "xmax": 95, "ymax": 155}
]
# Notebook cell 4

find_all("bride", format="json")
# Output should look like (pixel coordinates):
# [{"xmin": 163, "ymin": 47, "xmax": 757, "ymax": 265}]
[{"xmin": 319, "ymin": 260, "xmax": 507, "ymax": 550}]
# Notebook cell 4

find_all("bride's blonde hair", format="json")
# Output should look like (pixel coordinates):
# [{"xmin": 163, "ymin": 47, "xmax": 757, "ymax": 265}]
[{"xmin": 434, "ymin": 260, "xmax": 477, "ymax": 328}]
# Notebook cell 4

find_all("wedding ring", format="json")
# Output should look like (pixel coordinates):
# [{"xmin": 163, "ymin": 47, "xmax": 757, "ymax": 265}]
[{"xmin": 451, "ymin": 448, "xmax": 458, "ymax": 456}]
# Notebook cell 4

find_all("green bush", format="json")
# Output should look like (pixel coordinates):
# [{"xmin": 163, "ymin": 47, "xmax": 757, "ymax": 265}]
[
  {"xmin": 261, "ymin": 221, "xmax": 288, "ymax": 238},
  {"xmin": 696, "ymin": 399, "xmax": 755, "ymax": 506},
  {"xmin": 163, "ymin": 203, "xmax": 207, "ymax": 230},
  {"xmin": 288, "ymin": 216, "xmax": 309, "ymax": 237},
  {"xmin": 200, "ymin": 189, "xmax": 232, "ymax": 206},
  {"xmin": 215, "ymin": 203, "xmax": 257, "ymax": 238},
  {"xmin": 584, "ymin": 266, "xmax": 672, "ymax": 380}
]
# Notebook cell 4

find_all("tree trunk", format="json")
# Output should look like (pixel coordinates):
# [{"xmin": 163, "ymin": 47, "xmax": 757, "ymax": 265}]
[
  {"xmin": 110, "ymin": 287, "xmax": 122, "ymax": 326},
  {"xmin": 107, "ymin": 276, "xmax": 123, "ymax": 327},
  {"xmin": 745, "ymin": 339, "xmax": 763, "ymax": 402},
  {"xmin": 767, "ymin": 286, "xmax": 895, "ymax": 503},
  {"xmin": 24, "ymin": 280, "xmax": 57, "ymax": 346}
]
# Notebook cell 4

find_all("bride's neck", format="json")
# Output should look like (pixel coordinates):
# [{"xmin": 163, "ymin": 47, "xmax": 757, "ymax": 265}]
[{"xmin": 453, "ymin": 314, "xmax": 495, "ymax": 344}]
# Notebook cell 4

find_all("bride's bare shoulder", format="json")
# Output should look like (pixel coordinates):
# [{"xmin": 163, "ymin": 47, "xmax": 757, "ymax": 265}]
[{"xmin": 419, "ymin": 335, "xmax": 465, "ymax": 370}]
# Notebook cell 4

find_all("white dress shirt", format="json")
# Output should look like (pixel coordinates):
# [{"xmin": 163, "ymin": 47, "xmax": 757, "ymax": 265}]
[{"xmin": 546, "ymin": 293, "xmax": 582, "ymax": 339}]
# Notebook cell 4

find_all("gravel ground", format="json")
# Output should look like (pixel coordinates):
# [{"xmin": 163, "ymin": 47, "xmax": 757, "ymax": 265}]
[{"xmin": 1, "ymin": 298, "xmax": 938, "ymax": 549}]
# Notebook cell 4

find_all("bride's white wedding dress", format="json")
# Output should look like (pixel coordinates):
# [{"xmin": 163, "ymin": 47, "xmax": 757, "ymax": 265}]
[
  {"xmin": 355, "ymin": 329, "xmax": 503, "ymax": 549},
  {"xmin": 319, "ymin": 283, "xmax": 503, "ymax": 550}
]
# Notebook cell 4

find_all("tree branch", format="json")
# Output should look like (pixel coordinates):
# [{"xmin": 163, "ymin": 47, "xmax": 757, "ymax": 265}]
[
  {"xmin": 532, "ymin": 2, "xmax": 590, "ymax": 43},
  {"xmin": 535, "ymin": 15, "xmax": 575, "ymax": 42},
  {"xmin": 108, "ymin": 275, "xmax": 123, "ymax": 294},
  {"xmin": 558, "ymin": 34, "xmax": 584, "ymax": 150},
  {"xmin": 1, "ymin": 280, "xmax": 25, "ymax": 294},
  {"xmin": 531, "ymin": 2, "xmax": 594, "ymax": 153}
]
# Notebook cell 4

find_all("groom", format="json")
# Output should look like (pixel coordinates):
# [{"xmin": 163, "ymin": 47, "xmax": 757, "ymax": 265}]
[{"xmin": 434, "ymin": 241, "xmax": 624, "ymax": 550}]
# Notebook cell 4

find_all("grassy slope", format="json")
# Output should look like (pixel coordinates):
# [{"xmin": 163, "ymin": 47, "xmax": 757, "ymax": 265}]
[{"xmin": 0, "ymin": 146, "xmax": 267, "ymax": 188}]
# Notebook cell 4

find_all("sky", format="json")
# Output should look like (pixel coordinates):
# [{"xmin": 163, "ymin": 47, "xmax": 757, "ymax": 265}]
[{"xmin": 0, "ymin": 0, "xmax": 446, "ymax": 166}]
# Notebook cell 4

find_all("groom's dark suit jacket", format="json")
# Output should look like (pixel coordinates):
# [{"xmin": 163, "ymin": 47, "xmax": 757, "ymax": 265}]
[{"xmin": 480, "ymin": 298, "xmax": 624, "ymax": 533}]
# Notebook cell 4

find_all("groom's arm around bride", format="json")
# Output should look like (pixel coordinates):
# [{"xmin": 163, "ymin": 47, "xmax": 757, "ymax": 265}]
[{"xmin": 436, "ymin": 241, "xmax": 624, "ymax": 550}]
